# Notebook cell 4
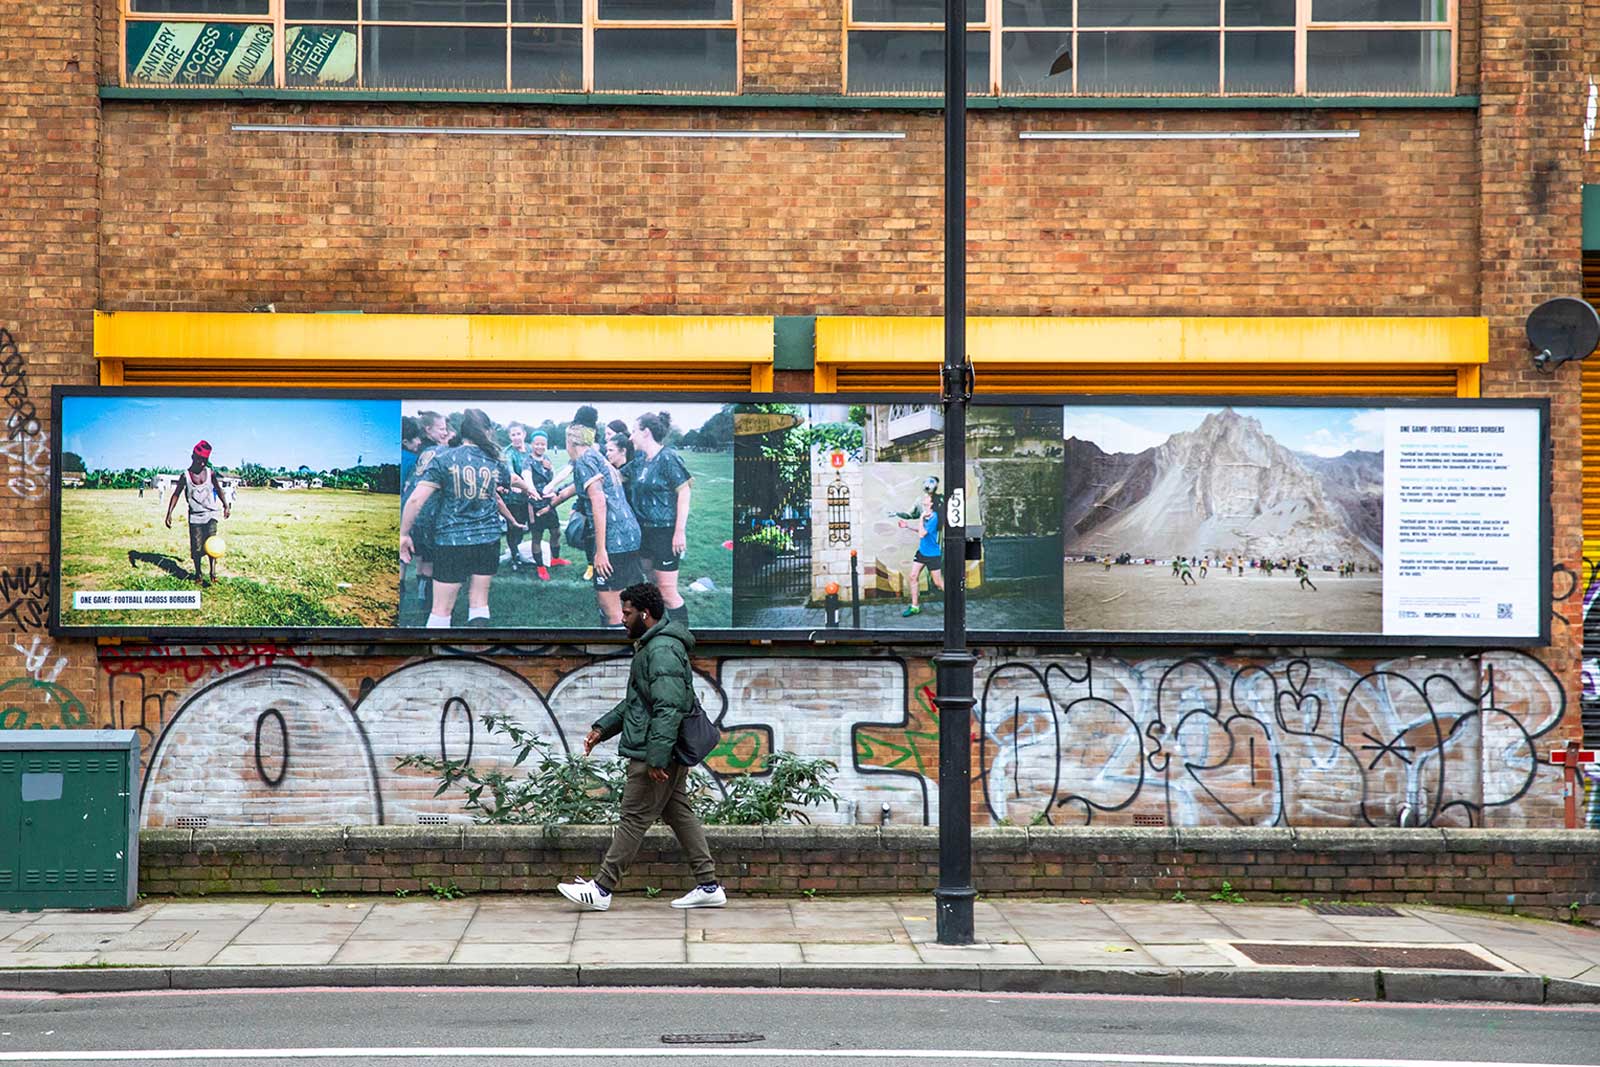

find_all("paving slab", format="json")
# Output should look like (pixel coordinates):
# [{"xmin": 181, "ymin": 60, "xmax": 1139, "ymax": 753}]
[
  {"xmin": 571, "ymin": 938, "xmax": 686, "ymax": 965},
  {"xmin": 915, "ymin": 942, "xmax": 1040, "ymax": 965},
  {"xmin": 209, "ymin": 943, "xmax": 341, "ymax": 966},
  {"xmin": 799, "ymin": 942, "xmax": 922, "ymax": 965},
  {"xmin": 1144, "ymin": 943, "xmax": 1238, "ymax": 968},
  {"xmin": 1029, "ymin": 939, "xmax": 1160, "ymax": 967},
  {"xmin": 229, "ymin": 922, "xmax": 364, "ymax": 946},
  {"xmin": 332, "ymin": 939, "xmax": 458, "ymax": 965},
  {"xmin": 687, "ymin": 941, "xmax": 804, "ymax": 964},
  {"xmin": 450, "ymin": 942, "xmax": 574, "ymax": 965},
  {"xmin": 460, "ymin": 915, "xmax": 578, "ymax": 944},
  {"xmin": 348, "ymin": 902, "xmax": 476, "ymax": 941}
]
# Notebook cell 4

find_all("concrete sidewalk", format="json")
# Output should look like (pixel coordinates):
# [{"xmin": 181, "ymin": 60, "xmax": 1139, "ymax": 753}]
[{"xmin": 3, "ymin": 896, "xmax": 1599, "ymax": 1004}]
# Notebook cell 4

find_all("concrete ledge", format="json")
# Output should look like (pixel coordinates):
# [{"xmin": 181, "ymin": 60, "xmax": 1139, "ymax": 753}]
[
  {"xmin": 1380, "ymin": 969, "xmax": 1546, "ymax": 1004},
  {"xmin": 977, "ymin": 966, "xmax": 1184, "ymax": 996},
  {"xmin": 0, "ymin": 964, "xmax": 1587, "ymax": 1003},
  {"xmin": 1545, "ymin": 977, "xmax": 1600, "ymax": 1005},
  {"xmin": 1180, "ymin": 967, "xmax": 1378, "ymax": 1000},
  {"xmin": 778, "ymin": 964, "xmax": 981, "ymax": 990},
  {"xmin": 344, "ymin": 826, "xmax": 463, "ymax": 852},
  {"xmin": 1291, "ymin": 828, "xmax": 1448, "ymax": 853},
  {"xmin": 580, "ymin": 963, "xmax": 781, "ymax": 988},
  {"xmin": 1438, "ymin": 829, "xmax": 1600, "ymax": 854}
]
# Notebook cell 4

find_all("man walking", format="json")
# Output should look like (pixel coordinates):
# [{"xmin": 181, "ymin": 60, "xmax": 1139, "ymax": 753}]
[{"xmin": 557, "ymin": 581, "xmax": 725, "ymax": 911}]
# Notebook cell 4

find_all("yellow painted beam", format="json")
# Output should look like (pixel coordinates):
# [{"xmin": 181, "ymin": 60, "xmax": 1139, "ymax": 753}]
[
  {"xmin": 816, "ymin": 316, "xmax": 1490, "ymax": 367},
  {"xmin": 95, "ymin": 311, "xmax": 775, "ymax": 366}
]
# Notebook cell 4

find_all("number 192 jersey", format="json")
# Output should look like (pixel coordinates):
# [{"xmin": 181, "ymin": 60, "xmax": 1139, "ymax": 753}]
[{"xmin": 419, "ymin": 444, "xmax": 513, "ymax": 547}]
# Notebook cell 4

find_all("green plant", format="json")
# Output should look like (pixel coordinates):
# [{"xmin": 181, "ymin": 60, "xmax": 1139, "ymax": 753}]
[
  {"xmin": 402, "ymin": 714, "xmax": 838, "ymax": 827},
  {"xmin": 1171, "ymin": 890, "xmax": 1187, "ymax": 903},
  {"xmin": 1209, "ymin": 881, "xmax": 1245, "ymax": 905},
  {"xmin": 308, "ymin": 886, "xmax": 324, "ymax": 900},
  {"xmin": 1571, "ymin": 901, "xmax": 1584, "ymax": 924},
  {"xmin": 398, "ymin": 714, "xmax": 627, "ymax": 825},
  {"xmin": 738, "ymin": 526, "xmax": 796, "ymax": 552},
  {"xmin": 692, "ymin": 752, "xmax": 841, "ymax": 825},
  {"xmin": 1029, "ymin": 811, "xmax": 1050, "ymax": 827},
  {"xmin": 429, "ymin": 881, "xmax": 466, "ymax": 901},
  {"xmin": 394, "ymin": 888, "xmax": 411, "ymax": 899},
  {"xmin": 645, "ymin": 886, "xmax": 662, "ymax": 899},
  {"xmin": 801, "ymin": 887, "xmax": 819, "ymax": 899}
]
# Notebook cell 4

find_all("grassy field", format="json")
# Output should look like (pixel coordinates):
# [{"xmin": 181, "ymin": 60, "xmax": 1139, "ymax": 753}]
[
  {"xmin": 61, "ymin": 487, "xmax": 399, "ymax": 628},
  {"xmin": 399, "ymin": 449, "xmax": 734, "ymax": 630}
]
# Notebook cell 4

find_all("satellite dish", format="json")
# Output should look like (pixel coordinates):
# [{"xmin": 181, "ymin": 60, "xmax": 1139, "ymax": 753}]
[{"xmin": 1526, "ymin": 297, "xmax": 1600, "ymax": 371}]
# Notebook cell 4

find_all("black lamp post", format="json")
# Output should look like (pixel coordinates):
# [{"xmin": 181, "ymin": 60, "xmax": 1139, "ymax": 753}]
[{"xmin": 934, "ymin": 0, "xmax": 977, "ymax": 947}]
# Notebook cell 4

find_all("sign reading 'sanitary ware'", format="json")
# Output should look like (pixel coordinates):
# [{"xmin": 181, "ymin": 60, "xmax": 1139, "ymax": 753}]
[{"xmin": 1382, "ymin": 408, "xmax": 1542, "ymax": 638}]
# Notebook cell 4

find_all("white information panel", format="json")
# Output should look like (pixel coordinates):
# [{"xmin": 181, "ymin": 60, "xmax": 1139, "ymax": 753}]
[{"xmin": 1382, "ymin": 408, "xmax": 1542, "ymax": 638}]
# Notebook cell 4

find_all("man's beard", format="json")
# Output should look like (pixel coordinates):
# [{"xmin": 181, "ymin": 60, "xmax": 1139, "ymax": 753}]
[{"xmin": 626, "ymin": 617, "xmax": 648, "ymax": 639}]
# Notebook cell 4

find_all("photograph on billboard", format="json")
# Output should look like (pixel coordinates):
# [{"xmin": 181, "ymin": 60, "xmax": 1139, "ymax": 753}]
[
  {"xmin": 57, "ymin": 394, "xmax": 400, "ymax": 629},
  {"xmin": 732, "ymin": 401, "xmax": 1064, "ymax": 632},
  {"xmin": 51, "ymin": 390, "xmax": 1545, "ymax": 644},
  {"xmin": 1061, "ymin": 402, "xmax": 1545, "ymax": 641},
  {"xmin": 398, "ymin": 399, "xmax": 734, "ymax": 630}
]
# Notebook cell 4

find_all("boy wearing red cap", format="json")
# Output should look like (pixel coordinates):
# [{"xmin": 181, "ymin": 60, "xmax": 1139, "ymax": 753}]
[{"xmin": 164, "ymin": 440, "xmax": 231, "ymax": 586}]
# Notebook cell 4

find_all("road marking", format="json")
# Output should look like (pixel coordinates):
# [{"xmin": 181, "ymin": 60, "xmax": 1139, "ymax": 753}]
[{"xmin": 0, "ymin": 1050, "xmax": 1596, "ymax": 1066}]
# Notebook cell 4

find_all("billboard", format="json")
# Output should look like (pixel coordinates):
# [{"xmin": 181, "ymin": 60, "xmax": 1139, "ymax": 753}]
[{"xmin": 50, "ymin": 390, "xmax": 1548, "ymax": 645}]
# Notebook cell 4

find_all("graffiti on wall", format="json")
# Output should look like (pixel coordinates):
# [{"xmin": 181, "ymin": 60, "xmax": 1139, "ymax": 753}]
[
  {"xmin": 96, "ymin": 645, "xmax": 1566, "ymax": 830},
  {"xmin": 0, "ymin": 563, "xmax": 51, "ymax": 632},
  {"xmin": 0, "ymin": 328, "xmax": 41, "ymax": 442}
]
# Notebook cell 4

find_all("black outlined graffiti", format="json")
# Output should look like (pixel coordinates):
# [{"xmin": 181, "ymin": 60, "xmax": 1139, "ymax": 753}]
[
  {"xmin": 0, "ymin": 562, "xmax": 49, "ymax": 631},
  {"xmin": 255, "ymin": 708, "xmax": 289, "ymax": 787},
  {"xmin": 0, "ymin": 329, "xmax": 40, "ymax": 441}
]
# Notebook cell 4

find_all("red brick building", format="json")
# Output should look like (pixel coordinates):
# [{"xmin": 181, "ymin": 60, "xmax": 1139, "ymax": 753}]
[{"xmin": 1, "ymin": 0, "xmax": 1590, "ymax": 832}]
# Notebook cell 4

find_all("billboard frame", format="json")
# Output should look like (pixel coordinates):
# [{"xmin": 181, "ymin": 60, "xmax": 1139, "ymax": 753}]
[{"xmin": 48, "ymin": 386, "xmax": 1551, "ymax": 649}]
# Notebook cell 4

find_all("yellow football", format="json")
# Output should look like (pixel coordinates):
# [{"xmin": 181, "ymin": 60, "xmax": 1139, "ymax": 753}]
[{"xmin": 204, "ymin": 535, "xmax": 226, "ymax": 559}]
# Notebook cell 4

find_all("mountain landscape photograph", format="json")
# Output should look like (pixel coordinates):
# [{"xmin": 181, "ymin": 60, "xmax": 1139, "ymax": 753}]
[{"xmin": 1061, "ymin": 405, "xmax": 1385, "ymax": 635}]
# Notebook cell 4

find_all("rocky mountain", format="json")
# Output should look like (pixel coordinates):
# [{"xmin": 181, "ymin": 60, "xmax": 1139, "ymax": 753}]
[{"xmin": 1062, "ymin": 409, "xmax": 1381, "ymax": 566}]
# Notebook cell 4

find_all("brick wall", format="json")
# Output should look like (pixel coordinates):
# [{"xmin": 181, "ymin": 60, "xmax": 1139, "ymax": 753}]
[
  {"xmin": 1476, "ymin": 0, "xmax": 1587, "ymax": 770},
  {"xmin": 136, "ymin": 825, "xmax": 1600, "ymax": 921},
  {"xmin": 0, "ymin": 0, "xmax": 102, "ymax": 717},
  {"xmin": 97, "ymin": 105, "xmax": 1479, "ymax": 319},
  {"xmin": 0, "ymin": 0, "xmax": 1584, "ymax": 837}
]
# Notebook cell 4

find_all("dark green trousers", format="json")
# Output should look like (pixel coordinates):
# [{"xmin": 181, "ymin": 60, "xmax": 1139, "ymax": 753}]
[{"xmin": 597, "ymin": 759, "xmax": 716, "ymax": 892}]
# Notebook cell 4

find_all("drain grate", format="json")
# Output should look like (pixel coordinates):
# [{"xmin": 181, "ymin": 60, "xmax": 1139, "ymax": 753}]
[
  {"xmin": 1310, "ymin": 903, "xmax": 1403, "ymax": 918},
  {"xmin": 1229, "ymin": 942, "xmax": 1503, "ymax": 971}
]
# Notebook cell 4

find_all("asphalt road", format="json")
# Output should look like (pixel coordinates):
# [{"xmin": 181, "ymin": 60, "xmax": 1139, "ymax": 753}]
[{"xmin": 1, "ymin": 986, "xmax": 1599, "ymax": 1066}]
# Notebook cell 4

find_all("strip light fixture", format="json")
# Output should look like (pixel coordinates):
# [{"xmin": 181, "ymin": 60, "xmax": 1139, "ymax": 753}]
[{"xmin": 232, "ymin": 124, "xmax": 904, "ymax": 141}]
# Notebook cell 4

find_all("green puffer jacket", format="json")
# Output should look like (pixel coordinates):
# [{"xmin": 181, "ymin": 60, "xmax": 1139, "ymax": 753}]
[{"xmin": 592, "ymin": 618, "xmax": 696, "ymax": 769}]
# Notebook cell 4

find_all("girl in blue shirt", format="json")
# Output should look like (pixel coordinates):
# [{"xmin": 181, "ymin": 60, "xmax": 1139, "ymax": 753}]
[{"xmin": 897, "ymin": 489, "xmax": 945, "ymax": 618}]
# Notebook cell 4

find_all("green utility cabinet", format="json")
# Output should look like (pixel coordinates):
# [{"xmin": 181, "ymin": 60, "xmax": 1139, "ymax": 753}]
[{"xmin": 0, "ymin": 731, "xmax": 140, "ymax": 910}]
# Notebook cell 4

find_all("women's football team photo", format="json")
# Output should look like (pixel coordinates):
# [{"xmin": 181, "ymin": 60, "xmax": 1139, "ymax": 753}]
[{"xmin": 398, "ymin": 400, "xmax": 735, "ymax": 630}]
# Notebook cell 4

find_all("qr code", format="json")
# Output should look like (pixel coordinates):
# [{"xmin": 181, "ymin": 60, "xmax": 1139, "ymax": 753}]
[{"xmin": 1497, "ymin": 603, "xmax": 1513, "ymax": 620}]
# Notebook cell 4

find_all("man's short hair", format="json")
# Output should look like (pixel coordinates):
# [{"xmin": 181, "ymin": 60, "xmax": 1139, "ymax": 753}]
[{"xmin": 620, "ymin": 582, "xmax": 665, "ymax": 622}]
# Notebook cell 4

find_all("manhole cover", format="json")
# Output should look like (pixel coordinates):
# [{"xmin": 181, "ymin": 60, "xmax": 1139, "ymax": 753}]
[
  {"xmin": 33, "ymin": 930, "xmax": 186, "ymax": 953},
  {"xmin": 662, "ymin": 1033, "xmax": 765, "ymax": 1045},
  {"xmin": 1228, "ymin": 943, "xmax": 1504, "ymax": 971},
  {"xmin": 1310, "ymin": 903, "xmax": 1403, "ymax": 918}
]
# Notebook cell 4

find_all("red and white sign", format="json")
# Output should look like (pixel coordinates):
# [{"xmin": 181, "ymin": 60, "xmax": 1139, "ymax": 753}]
[{"xmin": 1549, "ymin": 749, "xmax": 1597, "ymax": 765}]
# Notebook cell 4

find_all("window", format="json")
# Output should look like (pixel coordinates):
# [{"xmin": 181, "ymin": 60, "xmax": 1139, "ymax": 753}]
[
  {"xmin": 846, "ymin": 0, "xmax": 1454, "ymax": 96},
  {"xmin": 123, "ymin": 0, "xmax": 740, "ymax": 92}
]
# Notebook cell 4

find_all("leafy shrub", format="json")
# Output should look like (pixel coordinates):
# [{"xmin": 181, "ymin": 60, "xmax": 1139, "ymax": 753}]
[{"xmin": 399, "ymin": 713, "xmax": 839, "ymax": 826}]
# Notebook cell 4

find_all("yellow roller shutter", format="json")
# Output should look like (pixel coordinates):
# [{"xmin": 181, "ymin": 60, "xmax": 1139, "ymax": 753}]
[
  {"xmin": 1585, "ymin": 253, "xmax": 1600, "ymax": 547},
  {"xmin": 832, "ymin": 364, "xmax": 1463, "ymax": 396},
  {"xmin": 94, "ymin": 312, "xmax": 776, "ymax": 392},
  {"xmin": 816, "ymin": 316, "xmax": 1487, "ymax": 399}
]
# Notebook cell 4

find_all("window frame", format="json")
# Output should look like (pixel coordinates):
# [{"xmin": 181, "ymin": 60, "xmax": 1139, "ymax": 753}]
[
  {"xmin": 120, "ymin": 0, "xmax": 744, "ymax": 93},
  {"xmin": 842, "ymin": 0, "xmax": 1457, "ymax": 97}
]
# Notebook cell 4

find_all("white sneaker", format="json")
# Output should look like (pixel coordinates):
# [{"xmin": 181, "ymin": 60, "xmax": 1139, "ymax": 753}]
[
  {"xmin": 558, "ymin": 877, "xmax": 611, "ymax": 911},
  {"xmin": 671, "ymin": 884, "xmax": 727, "ymax": 909}
]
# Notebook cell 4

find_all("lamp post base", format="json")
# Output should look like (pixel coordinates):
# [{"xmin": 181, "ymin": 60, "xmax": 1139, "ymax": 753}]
[{"xmin": 935, "ymin": 885, "xmax": 977, "ymax": 944}]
